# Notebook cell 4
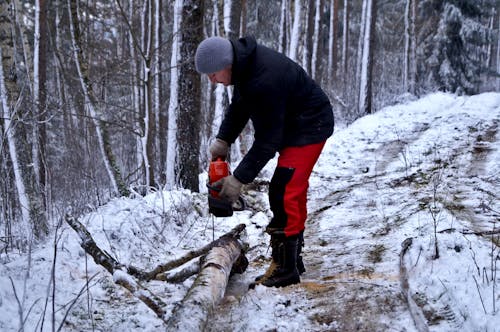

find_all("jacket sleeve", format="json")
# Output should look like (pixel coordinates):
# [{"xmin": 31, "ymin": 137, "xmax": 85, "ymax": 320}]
[
  {"xmin": 216, "ymin": 90, "xmax": 250, "ymax": 145},
  {"xmin": 232, "ymin": 91, "xmax": 287, "ymax": 184}
]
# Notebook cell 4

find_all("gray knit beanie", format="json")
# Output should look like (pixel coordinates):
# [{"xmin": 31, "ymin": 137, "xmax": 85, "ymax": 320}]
[{"xmin": 195, "ymin": 37, "xmax": 234, "ymax": 74}]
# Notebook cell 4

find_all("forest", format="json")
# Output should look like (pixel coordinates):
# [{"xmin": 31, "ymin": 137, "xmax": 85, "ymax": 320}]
[{"xmin": 1, "ymin": 0, "xmax": 499, "ymax": 250}]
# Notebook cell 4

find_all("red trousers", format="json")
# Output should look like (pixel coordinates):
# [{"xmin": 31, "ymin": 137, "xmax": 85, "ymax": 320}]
[{"xmin": 268, "ymin": 141, "xmax": 326, "ymax": 237}]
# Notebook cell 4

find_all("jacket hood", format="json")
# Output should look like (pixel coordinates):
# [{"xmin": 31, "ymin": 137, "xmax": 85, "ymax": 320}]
[{"xmin": 230, "ymin": 36, "xmax": 257, "ymax": 85}]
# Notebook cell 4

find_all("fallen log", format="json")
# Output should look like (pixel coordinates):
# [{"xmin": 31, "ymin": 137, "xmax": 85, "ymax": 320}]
[
  {"xmin": 65, "ymin": 214, "xmax": 248, "ymax": 328},
  {"xmin": 65, "ymin": 215, "xmax": 170, "ymax": 321},
  {"xmin": 166, "ymin": 234, "xmax": 247, "ymax": 331}
]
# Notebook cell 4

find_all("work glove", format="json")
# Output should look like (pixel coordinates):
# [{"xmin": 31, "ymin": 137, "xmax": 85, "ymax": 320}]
[
  {"xmin": 214, "ymin": 175, "xmax": 242, "ymax": 203},
  {"xmin": 209, "ymin": 138, "xmax": 229, "ymax": 161}
]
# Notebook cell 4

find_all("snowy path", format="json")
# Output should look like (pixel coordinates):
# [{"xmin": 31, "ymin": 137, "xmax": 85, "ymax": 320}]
[
  {"xmin": 208, "ymin": 93, "xmax": 500, "ymax": 332},
  {"xmin": 1, "ymin": 93, "xmax": 499, "ymax": 332}
]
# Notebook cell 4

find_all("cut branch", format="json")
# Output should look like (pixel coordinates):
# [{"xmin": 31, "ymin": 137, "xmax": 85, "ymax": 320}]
[
  {"xmin": 65, "ymin": 214, "xmax": 248, "ymax": 328},
  {"xmin": 143, "ymin": 223, "xmax": 246, "ymax": 280},
  {"xmin": 65, "ymin": 214, "xmax": 169, "ymax": 321}
]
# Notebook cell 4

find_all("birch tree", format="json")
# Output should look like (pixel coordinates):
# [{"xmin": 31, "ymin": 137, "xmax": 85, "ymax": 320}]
[
  {"xmin": 1, "ymin": 1, "xmax": 47, "ymax": 239},
  {"xmin": 165, "ymin": 0, "xmax": 182, "ymax": 189},
  {"xmin": 302, "ymin": 0, "xmax": 315, "ymax": 75},
  {"xmin": 341, "ymin": 0, "xmax": 349, "ymax": 96},
  {"xmin": 289, "ymin": 0, "xmax": 303, "ymax": 62},
  {"xmin": 403, "ymin": 0, "xmax": 417, "ymax": 94},
  {"xmin": 327, "ymin": 0, "xmax": 340, "ymax": 88},
  {"xmin": 358, "ymin": 0, "xmax": 377, "ymax": 115},
  {"xmin": 311, "ymin": 0, "xmax": 324, "ymax": 81},
  {"xmin": 33, "ymin": 0, "xmax": 48, "ymax": 212}
]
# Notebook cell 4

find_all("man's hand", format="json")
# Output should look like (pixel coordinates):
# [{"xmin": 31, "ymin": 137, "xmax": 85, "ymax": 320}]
[
  {"xmin": 209, "ymin": 138, "xmax": 229, "ymax": 160},
  {"xmin": 213, "ymin": 175, "xmax": 242, "ymax": 203}
]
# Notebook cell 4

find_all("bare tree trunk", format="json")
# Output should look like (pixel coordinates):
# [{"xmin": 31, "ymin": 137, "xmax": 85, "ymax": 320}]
[
  {"xmin": 154, "ymin": 0, "xmax": 164, "ymax": 186},
  {"xmin": 67, "ymin": 0, "xmax": 129, "ymax": 197},
  {"xmin": 141, "ymin": 0, "xmax": 156, "ymax": 189},
  {"xmin": 34, "ymin": 0, "xmax": 48, "ymax": 215},
  {"xmin": 240, "ymin": 0, "xmax": 247, "ymax": 36},
  {"xmin": 225, "ymin": 0, "xmax": 242, "ymax": 40},
  {"xmin": 302, "ymin": 0, "xmax": 315, "ymax": 75},
  {"xmin": 1, "ymin": 2, "xmax": 47, "ymax": 239},
  {"xmin": 495, "ymin": 8, "xmax": 500, "ymax": 91},
  {"xmin": 328, "ymin": 0, "xmax": 339, "ymax": 88},
  {"xmin": 358, "ymin": 0, "xmax": 377, "ymax": 115},
  {"xmin": 311, "ymin": 0, "xmax": 324, "ymax": 81},
  {"xmin": 279, "ymin": 0, "xmax": 288, "ymax": 53},
  {"xmin": 166, "ymin": 0, "xmax": 182, "ymax": 189},
  {"xmin": 404, "ymin": 0, "xmax": 417, "ymax": 94},
  {"xmin": 177, "ymin": 0, "xmax": 204, "ymax": 191},
  {"xmin": 356, "ymin": 0, "xmax": 368, "ymax": 96},
  {"xmin": 0, "ymin": 46, "xmax": 31, "ymax": 235},
  {"xmin": 289, "ymin": 0, "xmax": 302, "ymax": 62},
  {"xmin": 341, "ymin": 0, "xmax": 349, "ymax": 89}
]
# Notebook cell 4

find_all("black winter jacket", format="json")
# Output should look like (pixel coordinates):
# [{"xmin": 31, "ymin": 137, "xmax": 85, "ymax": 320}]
[{"xmin": 216, "ymin": 36, "xmax": 334, "ymax": 184}]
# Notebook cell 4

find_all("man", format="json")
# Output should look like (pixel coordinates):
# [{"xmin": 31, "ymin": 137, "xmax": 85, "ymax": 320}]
[{"xmin": 195, "ymin": 36, "xmax": 334, "ymax": 288}]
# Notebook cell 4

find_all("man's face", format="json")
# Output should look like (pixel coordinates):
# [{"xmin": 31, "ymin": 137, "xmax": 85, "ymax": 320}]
[{"xmin": 208, "ymin": 66, "xmax": 232, "ymax": 86}]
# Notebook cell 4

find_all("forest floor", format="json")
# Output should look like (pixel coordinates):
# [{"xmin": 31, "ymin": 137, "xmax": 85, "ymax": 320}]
[
  {"xmin": 207, "ymin": 92, "xmax": 500, "ymax": 331},
  {"xmin": 0, "ymin": 92, "xmax": 499, "ymax": 332}
]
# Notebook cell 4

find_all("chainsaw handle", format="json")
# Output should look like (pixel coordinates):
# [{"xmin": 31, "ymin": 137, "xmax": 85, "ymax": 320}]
[{"xmin": 206, "ymin": 183, "xmax": 222, "ymax": 192}]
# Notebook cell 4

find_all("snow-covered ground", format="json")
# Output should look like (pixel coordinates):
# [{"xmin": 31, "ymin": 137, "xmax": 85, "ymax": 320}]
[{"xmin": 1, "ymin": 92, "xmax": 499, "ymax": 331}]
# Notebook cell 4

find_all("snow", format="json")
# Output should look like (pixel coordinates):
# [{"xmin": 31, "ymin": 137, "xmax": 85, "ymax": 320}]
[{"xmin": 1, "ymin": 92, "xmax": 499, "ymax": 331}]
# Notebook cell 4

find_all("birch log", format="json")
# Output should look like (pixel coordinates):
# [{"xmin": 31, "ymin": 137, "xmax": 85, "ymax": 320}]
[
  {"xmin": 166, "ymin": 235, "xmax": 246, "ymax": 331},
  {"xmin": 65, "ymin": 214, "xmax": 248, "ymax": 328}
]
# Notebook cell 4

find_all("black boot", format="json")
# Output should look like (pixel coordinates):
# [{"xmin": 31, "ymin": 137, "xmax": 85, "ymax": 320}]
[
  {"xmin": 261, "ymin": 235, "xmax": 300, "ymax": 288},
  {"xmin": 255, "ymin": 231, "xmax": 305, "ymax": 281},
  {"xmin": 250, "ymin": 235, "xmax": 281, "ymax": 288}
]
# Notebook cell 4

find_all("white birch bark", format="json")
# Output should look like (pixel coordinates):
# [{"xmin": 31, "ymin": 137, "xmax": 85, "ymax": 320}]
[
  {"xmin": 141, "ymin": 0, "xmax": 153, "ymax": 189},
  {"xmin": 154, "ymin": 0, "xmax": 162, "ymax": 184},
  {"xmin": 128, "ymin": 0, "xmax": 143, "ymax": 175},
  {"xmin": 358, "ymin": 0, "xmax": 374, "ymax": 115},
  {"xmin": 224, "ymin": 0, "xmax": 232, "ymax": 37},
  {"xmin": 497, "ymin": 9, "xmax": 500, "ymax": 91},
  {"xmin": 165, "ymin": 238, "xmax": 245, "ymax": 330},
  {"xmin": 403, "ymin": 0, "xmax": 410, "ymax": 93},
  {"xmin": 289, "ymin": 0, "xmax": 302, "ymax": 62},
  {"xmin": 341, "ymin": 0, "xmax": 348, "ymax": 78},
  {"xmin": 409, "ymin": 0, "xmax": 417, "ymax": 95},
  {"xmin": 279, "ymin": 0, "xmax": 288, "ymax": 53},
  {"xmin": 311, "ymin": 0, "xmax": 322, "ymax": 80},
  {"xmin": 33, "ymin": 0, "xmax": 41, "ymax": 186},
  {"xmin": 327, "ymin": 0, "xmax": 337, "ymax": 86},
  {"xmin": 165, "ymin": 0, "xmax": 183, "ymax": 189},
  {"xmin": 0, "ymin": 47, "xmax": 31, "ymax": 231},
  {"xmin": 356, "ymin": 0, "xmax": 368, "ymax": 87}
]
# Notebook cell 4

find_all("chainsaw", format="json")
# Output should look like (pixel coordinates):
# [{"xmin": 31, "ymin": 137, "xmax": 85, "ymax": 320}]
[{"xmin": 207, "ymin": 158, "xmax": 245, "ymax": 217}]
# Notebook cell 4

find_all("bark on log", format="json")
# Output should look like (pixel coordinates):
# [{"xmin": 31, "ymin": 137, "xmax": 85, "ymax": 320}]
[
  {"xmin": 143, "ymin": 223, "xmax": 246, "ymax": 280},
  {"xmin": 166, "ymin": 235, "xmax": 246, "ymax": 331},
  {"xmin": 65, "ymin": 214, "xmax": 248, "ymax": 328}
]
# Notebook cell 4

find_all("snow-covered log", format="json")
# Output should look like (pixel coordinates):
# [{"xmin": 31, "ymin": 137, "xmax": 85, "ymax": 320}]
[
  {"xmin": 166, "ymin": 233, "xmax": 247, "ymax": 331},
  {"xmin": 65, "ymin": 214, "xmax": 248, "ymax": 328},
  {"xmin": 65, "ymin": 215, "xmax": 169, "ymax": 321}
]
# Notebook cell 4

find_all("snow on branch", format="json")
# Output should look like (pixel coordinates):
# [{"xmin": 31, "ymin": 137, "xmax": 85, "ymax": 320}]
[{"xmin": 64, "ymin": 214, "xmax": 248, "ymax": 329}]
